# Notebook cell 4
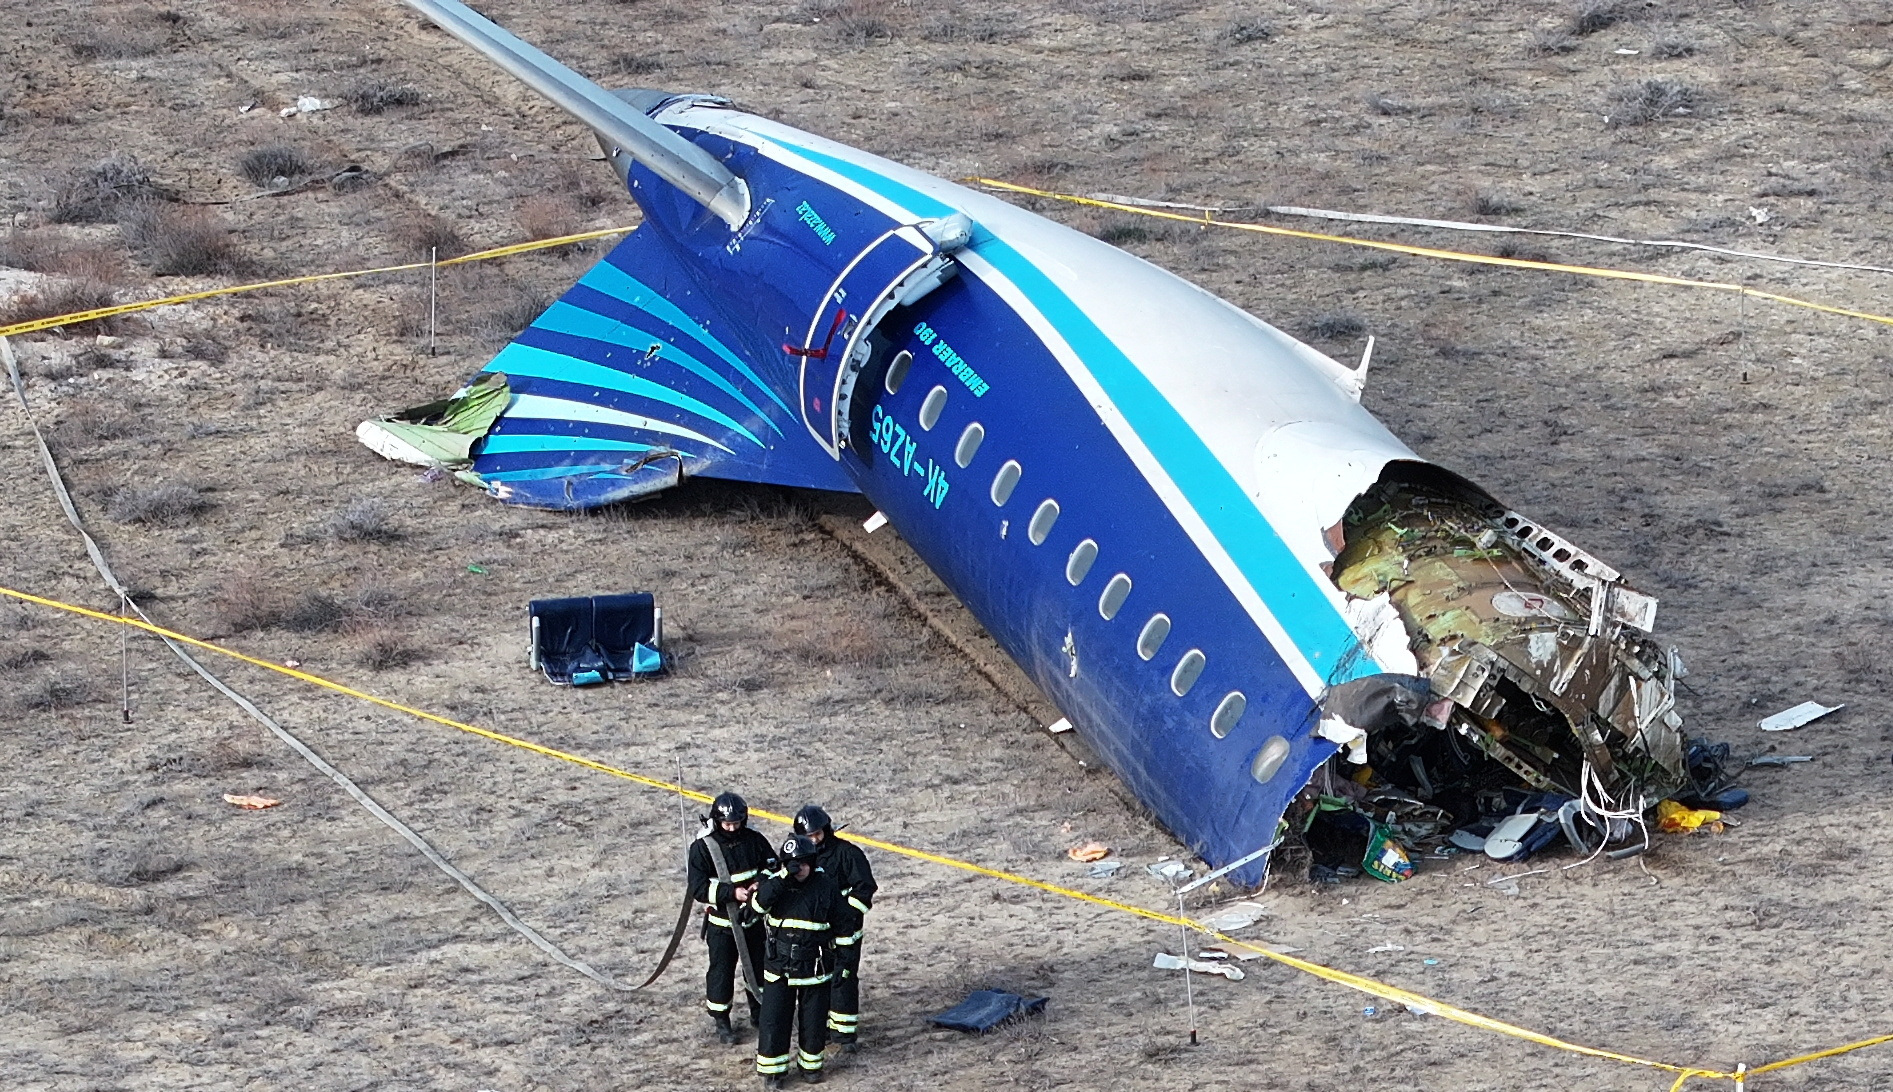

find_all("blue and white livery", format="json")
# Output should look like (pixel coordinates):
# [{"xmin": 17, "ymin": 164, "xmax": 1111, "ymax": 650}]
[{"xmin": 385, "ymin": 0, "xmax": 1690, "ymax": 883}]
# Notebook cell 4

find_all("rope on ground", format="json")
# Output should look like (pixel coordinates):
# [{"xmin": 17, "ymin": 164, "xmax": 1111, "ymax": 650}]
[
  {"xmin": 1080, "ymin": 191, "xmax": 1893, "ymax": 278},
  {"xmin": 2, "ymin": 584, "xmax": 1890, "ymax": 1087},
  {"xmin": 968, "ymin": 178, "xmax": 1893, "ymax": 331},
  {"xmin": 2, "ymin": 336, "xmax": 645, "ymax": 992},
  {"xmin": 0, "ymin": 225, "xmax": 636, "ymax": 339}
]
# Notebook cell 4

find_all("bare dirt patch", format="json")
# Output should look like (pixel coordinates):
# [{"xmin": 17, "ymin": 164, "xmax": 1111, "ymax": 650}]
[{"xmin": 4, "ymin": 2, "xmax": 1893, "ymax": 1091}]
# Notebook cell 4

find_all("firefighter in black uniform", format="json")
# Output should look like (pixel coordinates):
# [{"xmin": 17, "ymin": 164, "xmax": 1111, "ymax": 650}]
[
  {"xmin": 752, "ymin": 833, "xmax": 842, "ymax": 1088},
  {"xmin": 793, "ymin": 804, "xmax": 877, "ymax": 1051},
  {"xmin": 687, "ymin": 792, "xmax": 776, "ymax": 1044}
]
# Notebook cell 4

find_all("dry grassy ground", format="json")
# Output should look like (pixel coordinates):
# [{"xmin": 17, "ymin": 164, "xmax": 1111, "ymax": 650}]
[{"xmin": 3, "ymin": 1, "xmax": 1893, "ymax": 1090}]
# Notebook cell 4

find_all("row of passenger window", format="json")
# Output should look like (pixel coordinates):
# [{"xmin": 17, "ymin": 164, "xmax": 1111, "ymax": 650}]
[
  {"xmin": 888, "ymin": 346, "xmax": 1295, "ymax": 785},
  {"xmin": 889, "ymin": 357, "xmax": 1251, "ymax": 745}
]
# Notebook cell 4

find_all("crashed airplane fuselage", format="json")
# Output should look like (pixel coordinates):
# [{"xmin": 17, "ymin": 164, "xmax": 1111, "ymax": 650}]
[{"xmin": 378, "ymin": 0, "xmax": 1689, "ymax": 883}]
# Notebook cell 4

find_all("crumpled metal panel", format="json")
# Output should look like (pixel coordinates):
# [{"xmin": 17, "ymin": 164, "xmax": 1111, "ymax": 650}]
[{"xmin": 1334, "ymin": 483, "xmax": 1687, "ymax": 801}]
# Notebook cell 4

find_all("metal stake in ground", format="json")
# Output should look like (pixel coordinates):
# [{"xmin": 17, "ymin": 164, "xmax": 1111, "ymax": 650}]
[
  {"xmin": 118, "ymin": 590, "xmax": 132, "ymax": 723},
  {"xmin": 428, "ymin": 245, "xmax": 439, "ymax": 356},
  {"xmin": 1175, "ymin": 884, "xmax": 1198, "ymax": 1046}
]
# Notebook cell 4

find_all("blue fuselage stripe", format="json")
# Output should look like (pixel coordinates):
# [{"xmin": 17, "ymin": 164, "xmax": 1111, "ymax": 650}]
[
  {"xmin": 486, "ymin": 344, "xmax": 764, "ymax": 449},
  {"xmin": 534, "ymin": 299, "xmax": 781, "ymax": 434},
  {"xmin": 587, "ymin": 256, "xmax": 795, "ymax": 416}
]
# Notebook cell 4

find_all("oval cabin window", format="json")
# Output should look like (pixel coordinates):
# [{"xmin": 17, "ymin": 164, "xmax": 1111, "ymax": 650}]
[
  {"xmin": 1098, "ymin": 574, "xmax": 1132, "ymax": 620},
  {"xmin": 990, "ymin": 460, "xmax": 1022, "ymax": 506},
  {"xmin": 884, "ymin": 350, "xmax": 913, "ymax": 395},
  {"xmin": 955, "ymin": 422, "xmax": 985, "ymax": 467},
  {"xmin": 1065, "ymin": 539, "xmax": 1098, "ymax": 585},
  {"xmin": 1027, "ymin": 499, "xmax": 1060, "ymax": 545},
  {"xmin": 1136, "ymin": 614, "xmax": 1171, "ymax": 660},
  {"xmin": 1252, "ymin": 736, "xmax": 1292, "ymax": 784},
  {"xmin": 1210, "ymin": 691, "xmax": 1246, "ymax": 738},
  {"xmin": 918, "ymin": 385, "xmax": 948, "ymax": 430},
  {"xmin": 1170, "ymin": 649, "xmax": 1206, "ymax": 697}
]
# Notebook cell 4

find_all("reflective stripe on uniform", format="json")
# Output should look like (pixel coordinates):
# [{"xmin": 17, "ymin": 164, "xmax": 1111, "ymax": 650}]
[
  {"xmin": 729, "ymin": 867, "xmax": 760, "ymax": 883},
  {"xmin": 765, "ymin": 916, "xmax": 830, "ymax": 931},
  {"xmin": 847, "ymin": 895, "xmax": 871, "ymax": 914},
  {"xmin": 706, "ymin": 999, "xmax": 731, "ymax": 1013},
  {"xmin": 833, "ymin": 931, "xmax": 862, "ymax": 946},
  {"xmin": 706, "ymin": 913, "xmax": 732, "ymax": 928},
  {"xmin": 798, "ymin": 1049, "xmax": 826, "ymax": 1071},
  {"xmin": 786, "ymin": 972, "xmax": 832, "ymax": 987},
  {"xmin": 756, "ymin": 1052, "xmax": 791, "ymax": 1075},
  {"xmin": 827, "ymin": 1012, "xmax": 858, "ymax": 1031},
  {"xmin": 763, "ymin": 969, "xmax": 782, "ymax": 983}
]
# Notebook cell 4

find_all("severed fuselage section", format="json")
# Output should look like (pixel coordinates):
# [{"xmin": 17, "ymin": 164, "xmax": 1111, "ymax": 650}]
[{"xmin": 1321, "ymin": 472, "xmax": 1688, "ymax": 827}]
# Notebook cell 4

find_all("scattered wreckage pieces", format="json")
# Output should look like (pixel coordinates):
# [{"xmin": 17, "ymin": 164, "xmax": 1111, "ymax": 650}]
[
  {"xmin": 1328, "ymin": 479, "xmax": 1688, "ymax": 806},
  {"xmin": 1270, "ymin": 473, "xmax": 1718, "ymax": 886},
  {"xmin": 222, "ymin": 793, "xmax": 281, "ymax": 809},
  {"xmin": 1153, "ymin": 952, "xmax": 1244, "ymax": 981},
  {"xmin": 1759, "ymin": 701, "xmax": 1843, "ymax": 732}
]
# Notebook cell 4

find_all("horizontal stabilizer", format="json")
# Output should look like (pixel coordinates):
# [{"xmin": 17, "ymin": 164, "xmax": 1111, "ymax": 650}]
[{"xmin": 456, "ymin": 229, "xmax": 858, "ymax": 509}]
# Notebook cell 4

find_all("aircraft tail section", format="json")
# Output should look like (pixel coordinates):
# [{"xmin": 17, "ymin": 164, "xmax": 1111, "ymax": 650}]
[{"xmin": 362, "ymin": 229, "xmax": 858, "ymax": 509}]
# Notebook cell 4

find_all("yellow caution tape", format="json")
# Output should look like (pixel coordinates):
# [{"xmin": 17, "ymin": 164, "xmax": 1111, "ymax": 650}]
[
  {"xmin": 0, "ymin": 226, "xmax": 636, "ymax": 340},
  {"xmin": 968, "ymin": 178, "xmax": 1893, "ymax": 330},
  {"xmin": 1, "ymin": 582, "xmax": 1887, "ymax": 1087}
]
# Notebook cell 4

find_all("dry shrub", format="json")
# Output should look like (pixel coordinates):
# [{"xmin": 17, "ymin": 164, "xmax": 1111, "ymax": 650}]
[
  {"xmin": 58, "ymin": 399, "xmax": 141, "ymax": 441},
  {"xmin": 120, "ymin": 203, "xmax": 239, "ymax": 276},
  {"xmin": 282, "ymin": 592, "xmax": 352, "ymax": 633},
  {"xmin": 354, "ymin": 626, "xmax": 426, "ymax": 670},
  {"xmin": 211, "ymin": 569, "xmax": 289, "ymax": 634},
  {"xmin": 610, "ymin": 53, "xmax": 663, "ymax": 77},
  {"xmin": 346, "ymin": 80, "xmax": 422, "ymax": 114},
  {"xmin": 516, "ymin": 195, "xmax": 584, "ymax": 245},
  {"xmin": 0, "ymin": 230, "xmax": 125, "ymax": 282},
  {"xmin": 1568, "ymin": 0, "xmax": 1640, "ymax": 36},
  {"xmin": 1218, "ymin": 18, "xmax": 1273, "ymax": 44},
  {"xmin": 919, "ymin": 13, "xmax": 1011, "ymax": 42},
  {"xmin": 239, "ymin": 144, "xmax": 313, "ymax": 188},
  {"xmin": 0, "ymin": 278, "xmax": 126, "ymax": 336},
  {"xmin": 1606, "ymin": 78, "xmax": 1701, "ymax": 126},
  {"xmin": 66, "ymin": 27, "xmax": 166, "ymax": 61},
  {"xmin": 444, "ymin": 266, "xmax": 550, "ymax": 345},
  {"xmin": 96, "ymin": 844, "xmax": 189, "ymax": 887},
  {"xmin": 1524, "ymin": 28, "xmax": 1577, "ymax": 55},
  {"xmin": 1, "ymin": 648, "xmax": 53, "ymax": 672},
  {"xmin": 394, "ymin": 212, "xmax": 467, "ymax": 259},
  {"xmin": 1305, "ymin": 311, "xmax": 1366, "ymax": 340},
  {"xmin": 16, "ymin": 671, "xmax": 96, "ymax": 711},
  {"xmin": 238, "ymin": 297, "xmax": 320, "ymax": 351},
  {"xmin": 109, "ymin": 483, "xmax": 213, "ymax": 525},
  {"xmin": 324, "ymin": 497, "xmax": 402, "ymax": 543},
  {"xmin": 51, "ymin": 154, "xmax": 174, "ymax": 224},
  {"xmin": 1651, "ymin": 34, "xmax": 1697, "ymax": 58},
  {"xmin": 1469, "ymin": 187, "xmax": 1524, "ymax": 216}
]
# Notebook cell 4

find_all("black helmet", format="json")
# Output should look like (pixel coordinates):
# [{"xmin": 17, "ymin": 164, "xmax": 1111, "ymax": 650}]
[
  {"xmin": 780, "ymin": 834, "xmax": 821, "ymax": 865},
  {"xmin": 711, "ymin": 792, "xmax": 748, "ymax": 826},
  {"xmin": 793, "ymin": 805, "xmax": 832, "ymax": 837}
]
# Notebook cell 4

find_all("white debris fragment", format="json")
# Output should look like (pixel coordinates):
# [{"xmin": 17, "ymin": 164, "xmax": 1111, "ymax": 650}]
[
  {"xmin": 861, "ymin": 510, "xmax": 888, "ymax": 533},
  {"xmin": 296, "ymin": 96, "xmax": 336, "ymax": 113},
  {"xmin": 1147, "ymin": 859, "xmax": 1191, "ymax": 883},
  {"xmin": 1153, "ymin": 953, "xmax": 1244, "ymax": 981},
  {"xmin": 1197, "ymin": 901, "xmax": 1269, "ymax": 933},
  {"xmin": 1759, "ymin": 701, "xmax": 1842, "ymax": 732},
  {"xmin": 1749, "ymin": 206, "xmax": 1773, "ymax": 225}
]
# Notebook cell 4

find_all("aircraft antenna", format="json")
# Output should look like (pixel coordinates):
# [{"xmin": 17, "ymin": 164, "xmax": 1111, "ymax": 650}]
[{"xmin": 398, "ymin": 0, "xmax": 752, "ymax": 228}]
